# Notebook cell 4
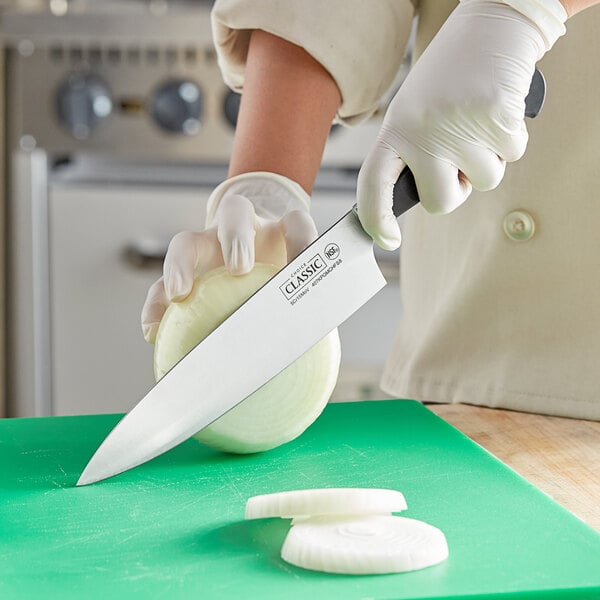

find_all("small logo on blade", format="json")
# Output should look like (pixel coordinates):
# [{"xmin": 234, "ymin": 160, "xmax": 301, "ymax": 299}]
[
  {"xmin": 324, "ymin": 243, "xmax": 340, "ymax": 260},
  {"xmin": 279, "ymin": 254, "xmax": 326, "ymax": 301}
]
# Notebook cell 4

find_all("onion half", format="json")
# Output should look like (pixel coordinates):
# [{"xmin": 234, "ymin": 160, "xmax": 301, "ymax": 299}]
[{"xmin": 153, "ymin": 263, "xmax": 341, "ymax": 453}]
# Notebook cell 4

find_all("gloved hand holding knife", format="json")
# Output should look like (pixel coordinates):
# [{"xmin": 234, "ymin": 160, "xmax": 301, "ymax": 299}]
[{"xmin": 357, "ymin": 0, "xmax": 567, "ymax": 250}]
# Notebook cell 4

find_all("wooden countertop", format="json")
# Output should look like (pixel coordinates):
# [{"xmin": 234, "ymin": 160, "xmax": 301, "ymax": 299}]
[{"xmin": 428, "ymin": 403, "xmax": 600, "ymax": 532}]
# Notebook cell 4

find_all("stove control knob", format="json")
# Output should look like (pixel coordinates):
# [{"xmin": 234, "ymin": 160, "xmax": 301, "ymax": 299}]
[
  {"xmin": 150, "ymin": 80, "xmax": 202, "ymax": 135},
  {"xmin": 56, "ymin": 72, "xmax": 113, "ymax": 140}
]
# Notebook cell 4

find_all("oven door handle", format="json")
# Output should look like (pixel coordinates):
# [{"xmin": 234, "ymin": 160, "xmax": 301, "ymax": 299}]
[{"xmin": 123, "ymin": 240, "xmax": 169, "ymax": 270}]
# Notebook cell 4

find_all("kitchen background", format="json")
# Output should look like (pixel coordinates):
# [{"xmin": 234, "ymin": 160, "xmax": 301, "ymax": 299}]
[{"xmin": 0, "ymin": 0, "xmax": 414, "ymax": 417}]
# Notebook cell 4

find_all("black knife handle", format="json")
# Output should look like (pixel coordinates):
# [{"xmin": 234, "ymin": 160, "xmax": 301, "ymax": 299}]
[{"xmin": 391, "ymin": 67, "xmax": 547, "ymax": 218}]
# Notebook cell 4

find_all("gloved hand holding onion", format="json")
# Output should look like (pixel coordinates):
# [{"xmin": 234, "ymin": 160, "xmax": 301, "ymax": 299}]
[
  {"xmin": 143, "ymin": 172, "xmax": 341, "ymax": 453},
  {"xmin": 141, "ymin": 171, "xmax": 319, "ymax": 342}
]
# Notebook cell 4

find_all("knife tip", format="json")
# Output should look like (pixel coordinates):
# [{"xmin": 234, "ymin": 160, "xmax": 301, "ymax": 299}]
[
  {"xmin": 76, "ymin": 468, "xmax": 96, "ymax": 487},
  {"xmin": 76, "ymin": 455, "xmax": 133, "ymax": 486},
  {"xmin": 76, "ymin": 460, "xmax": 112, "ymax": 486}
]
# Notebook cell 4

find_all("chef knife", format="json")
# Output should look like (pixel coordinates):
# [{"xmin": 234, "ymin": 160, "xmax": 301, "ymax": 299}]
[{"xmin": 77, "ymin": 68, "xmax": 546, "ymax": 486}]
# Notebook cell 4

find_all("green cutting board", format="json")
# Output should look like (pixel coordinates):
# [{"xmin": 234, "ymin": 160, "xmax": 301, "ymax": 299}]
[{"xmin": 1, "ymin": 400, "xmax": 599, "ymax": 599}]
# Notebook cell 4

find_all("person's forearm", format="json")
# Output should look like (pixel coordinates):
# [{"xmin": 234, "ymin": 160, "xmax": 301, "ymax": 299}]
[
  {"xmin": 228, "ymin": 30, "xmax": 341, "ymax": 195},
  {"xmin": 560, "ymin": 0, "xmax": 600, "ymax": 16}
]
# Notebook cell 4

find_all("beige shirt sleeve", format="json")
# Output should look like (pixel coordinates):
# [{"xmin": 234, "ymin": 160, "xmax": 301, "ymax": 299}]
[{"xmin": 211, "ymin": 0, "xmax": 414, "ymax": 125}]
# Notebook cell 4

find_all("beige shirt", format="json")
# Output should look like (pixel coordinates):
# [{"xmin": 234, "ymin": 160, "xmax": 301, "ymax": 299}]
[{"xmin": 212, "ymin": 0, "xmax": 600, "ymax": 420}]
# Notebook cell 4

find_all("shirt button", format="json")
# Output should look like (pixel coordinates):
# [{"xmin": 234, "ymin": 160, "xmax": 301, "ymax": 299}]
[{"xmin": 503, "ymin": 210, "xmax": 536, "ymax": 242}]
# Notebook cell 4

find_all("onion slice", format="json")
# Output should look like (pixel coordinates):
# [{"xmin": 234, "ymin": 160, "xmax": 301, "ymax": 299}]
[
  {"xmin": 153, "ymin": 263, "xmax": 341, "ymax": 454},
  {"xmin": 281, "ymin": 515, "xmax": 449, "ymax": 575},
  {"xmin": 245, "ymin": 488, "xmax": 407, "ymax": 520}
]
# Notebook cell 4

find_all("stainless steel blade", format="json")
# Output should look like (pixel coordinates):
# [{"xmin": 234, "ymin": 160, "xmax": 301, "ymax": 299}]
[{"xmin": 77, "ymin": 207, "xmax": 386, "ymax": 485}]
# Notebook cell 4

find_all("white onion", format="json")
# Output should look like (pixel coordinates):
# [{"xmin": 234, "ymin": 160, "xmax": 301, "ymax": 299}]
[
  {"xmin": 245, "ymin": 487, "xmax": 449, "ymax": 575},
  {"xmin": 153, "ymin": 263, "xmax": 341, "ymax": 453},
  {"xmin": 281, "ymin": 514, "xmax": 449, "ymax": 575},
  {"xmin": 245, "ymin": 488, "xmax": 407, "ymax": 519}
]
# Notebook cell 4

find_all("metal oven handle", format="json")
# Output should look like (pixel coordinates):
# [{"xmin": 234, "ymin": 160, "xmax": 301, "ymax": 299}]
[{"xmin": 122, "ymin": 240, "xmax": 169, "ymax": 270}]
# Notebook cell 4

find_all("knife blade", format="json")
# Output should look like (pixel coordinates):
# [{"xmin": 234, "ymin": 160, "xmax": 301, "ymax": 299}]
[
  {"xmin": 78, "ymin": 209, "xmax": 385, "ymax": 485},
  {"xmin": 77, "ymin": 68, "xmax": 546, "ymax": 486}
]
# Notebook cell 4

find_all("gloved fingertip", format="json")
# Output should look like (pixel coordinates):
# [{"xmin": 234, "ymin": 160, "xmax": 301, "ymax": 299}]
[
  {"xmin": 142, "ymin": 322, "xmax": 159, "ymax": 345},
  {"xmin": 378, "ymin": 237, "xmax": 402, "ymax": 252},
  {"xmin": 227, "ymin": 261, "xmax": 253, "ymax": 276},
  {"xmin": 374, "ymin": 229, "xmax": 402, "ymax": 252},
  {"xmin": 360, "ymin": 207, "xmax": 402, "ymax": 251},
  {"xmin": 224, "ymin": 238, "xmax": 254, "ymax": 276},
  {"xmin": 280, "ymin": 210, "xmax": 318, "ymax": 262},
  {"xmin": 415, "ymin": 161, "xmax": 473, "ymax": 215},
  {"xmin": 164, "ymin": 268, "xmax": 192, "ymax": 302}
]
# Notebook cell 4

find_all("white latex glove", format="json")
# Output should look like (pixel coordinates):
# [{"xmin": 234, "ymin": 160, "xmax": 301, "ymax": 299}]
[
  {"xmin": 141, "ymin": 172, "xmax": 317, "ymax": 343},
  {"xmin": 356, "ymin": 0, "xmax": 567, "ymax": 250}
]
